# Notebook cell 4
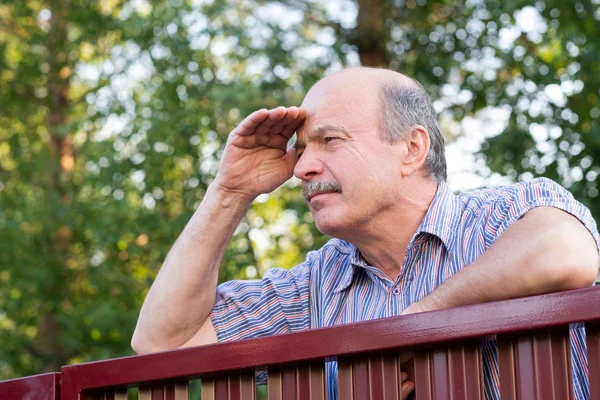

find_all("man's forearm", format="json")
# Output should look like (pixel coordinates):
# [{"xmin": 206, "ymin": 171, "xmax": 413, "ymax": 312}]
[
  {"xmin": 131, "ymin": 183, "xmax": 252, "ymax": 353},
  {"xmin": 406, "ymin": 207, "xmax": 599, "ymax": 313}
]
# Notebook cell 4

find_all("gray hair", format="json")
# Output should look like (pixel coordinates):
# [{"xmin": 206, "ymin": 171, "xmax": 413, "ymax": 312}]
[{"xmin": 379, "ymin": 80, "xmax": 447, "ymax": 182}]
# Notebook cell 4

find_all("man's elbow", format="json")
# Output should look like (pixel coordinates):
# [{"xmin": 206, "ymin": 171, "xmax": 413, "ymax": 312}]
[
  {"xmin": 554, "ymin": 258, "xmax": 599, "ymax": 290},
  {"xmin": 549, "ymin": 224, "xmax": 599, "ymax": 290},
  {"xmin": 131, "ymin": 329, "xmax": 151, "ymax": 354}
]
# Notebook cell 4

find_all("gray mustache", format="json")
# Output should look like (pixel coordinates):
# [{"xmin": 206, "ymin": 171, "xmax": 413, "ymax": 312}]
[{"xmin": 302, "ymin": 181, "xmax": 342, "ymax": 201}]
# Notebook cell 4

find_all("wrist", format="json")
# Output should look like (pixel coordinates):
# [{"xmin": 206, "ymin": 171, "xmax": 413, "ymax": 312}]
[{"xmin": 208, "ymin": 180, "xmax": 255, "ymax": 210}]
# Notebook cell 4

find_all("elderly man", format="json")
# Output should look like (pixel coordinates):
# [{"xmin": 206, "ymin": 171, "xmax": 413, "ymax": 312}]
[{"xmin": 132, "ymin": 68, "xmax": 599, "ymax": 399}]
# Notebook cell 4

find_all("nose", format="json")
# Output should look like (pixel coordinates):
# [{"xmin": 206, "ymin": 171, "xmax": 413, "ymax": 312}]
[{"xmin": 293, "ymin": 148, "xmax": 324, "ymax": 181}]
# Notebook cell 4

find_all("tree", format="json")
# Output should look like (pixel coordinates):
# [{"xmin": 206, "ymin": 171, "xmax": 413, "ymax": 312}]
[{"xmin": 1, "ymin": 0, "xmax": 598, "ymax": 379}]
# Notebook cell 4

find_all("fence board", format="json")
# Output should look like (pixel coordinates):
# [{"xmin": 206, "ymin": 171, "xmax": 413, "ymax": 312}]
[
  {"xmin": 103, "ymin": 387, "xmax": 128, "ymax": 400},
  {"xmin": 498, "ymin": 338, "xmax": 517, "ymax": 400},
  {"xmin": 0, "ymin": 373, "xmax": 61, "ymax": 400},
  {"xmin": 499, "ymin": 330, "xmax": 573, "ymax": 400},
  {"xmin": 587, "ymin": 324, "xmax": 600, "ymax": 400},
  {"xmin": 164, "ymin": 381, "xmax": 188, "ymax": 400},
  {"xmin": 432, "ymin": 348, "xmax": 450, "ymax": 400},
  {"xmin": 448, "ymin": 343, "xmax": 483, "ymax": 400},
  {"xmin": 382, "ymin": 354, "xmax": 400, "ymax": 400},
  {"xmin": 338, "ymin": 360, "xmax": 354, "ymax": 400},
  {"xmin": 297, "ymin": 364, "xmax": 325, "ymax": 400},
  {"xmin": 353, "ymin": 358, "xmax": 370, "ymax": 400},
  {"xmin": 152, "ymin": 382, "xmax": 165, "ymax": 399},
  {"xmin": 201, "ymin": 379, "xmax": 216, "ymax": 400},
  {"xmin": 281, "ymin": 368, "xmax": 297, "ymax": 399},
  {"xmin": 139, "ymin": 386, "xmax": 152, "ymax": 400},
  {"xmin": 267, "ymin": 370, "xmax": 283, "ymax": 400},
  {"xmin": 414, "ymin": 351, "xmax": 433, "ymax": 400}
]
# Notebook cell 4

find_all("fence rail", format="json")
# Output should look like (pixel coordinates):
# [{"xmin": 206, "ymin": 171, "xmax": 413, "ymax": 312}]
[{"xmin": 2, "ymin": 286, "xmax": 600, "ymax": 399}]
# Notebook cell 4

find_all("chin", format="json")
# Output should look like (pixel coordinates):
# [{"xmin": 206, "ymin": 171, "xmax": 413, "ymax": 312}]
[{"xmin": 314, "ymin": 215, "xmax": 347, "ymax": 238}]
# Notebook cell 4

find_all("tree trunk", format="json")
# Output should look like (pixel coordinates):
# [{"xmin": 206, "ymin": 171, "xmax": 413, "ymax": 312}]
[
  {"xmin": 37, "ymin": 0, "xmax": 73, "ymax": 372},
  {"xmin": 356, "ymin": 0, "xmax": 388, "ymax": 67}
]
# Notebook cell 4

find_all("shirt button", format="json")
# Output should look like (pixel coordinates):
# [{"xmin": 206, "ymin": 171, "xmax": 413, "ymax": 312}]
[{"xmin": 392, "ymin": 287, "xmax": 400, "ymax": 296}]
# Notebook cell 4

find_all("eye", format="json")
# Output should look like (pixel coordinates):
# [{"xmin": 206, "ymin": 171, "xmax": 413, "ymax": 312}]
[{"xmin": 324, "ymin": 137, "xmax": 338, "ymax": 143}]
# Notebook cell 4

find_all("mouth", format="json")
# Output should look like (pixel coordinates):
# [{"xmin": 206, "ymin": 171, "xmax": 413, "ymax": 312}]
[{"xmin": 308, "ymin": 191, "xmax": 335, "ymax": 202}]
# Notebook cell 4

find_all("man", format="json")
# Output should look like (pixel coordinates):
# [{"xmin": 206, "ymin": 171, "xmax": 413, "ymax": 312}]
[{"xmin": 132, "ymin": 68, "xmax": 600, "ymax": 399}]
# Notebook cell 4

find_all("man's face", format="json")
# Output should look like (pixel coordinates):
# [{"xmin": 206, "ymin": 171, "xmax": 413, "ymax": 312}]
[{"xmin": 293, "ymin": 73, "xmax": 406, "ymax": 237}]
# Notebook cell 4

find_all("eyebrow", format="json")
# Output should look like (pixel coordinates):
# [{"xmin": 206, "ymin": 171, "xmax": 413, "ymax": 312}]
[{"xmin": 294, "ymin": 124, "xmax": 350, "ymax": 149}]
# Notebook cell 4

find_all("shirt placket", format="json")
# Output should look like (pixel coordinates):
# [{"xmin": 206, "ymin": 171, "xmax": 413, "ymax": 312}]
[{"xmin": 387, "ymin": 244, "xmax": 419, "ymax": 317}]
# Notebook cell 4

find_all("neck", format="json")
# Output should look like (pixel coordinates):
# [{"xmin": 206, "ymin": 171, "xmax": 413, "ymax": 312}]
[{"xmin": 344, "ymin": 178, "xmax": 438, "ymax": 280}]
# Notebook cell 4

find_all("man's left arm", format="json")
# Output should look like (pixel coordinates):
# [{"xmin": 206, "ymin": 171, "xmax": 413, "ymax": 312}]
[{"xmin": 404, "ymin": 206, "xmax": 600, "ymax": 314}]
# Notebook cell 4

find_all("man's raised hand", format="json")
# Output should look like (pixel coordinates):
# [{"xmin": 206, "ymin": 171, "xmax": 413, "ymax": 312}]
[{"xmin": 214, "ymin": 106, "xmax": 306, "ymax": 202}]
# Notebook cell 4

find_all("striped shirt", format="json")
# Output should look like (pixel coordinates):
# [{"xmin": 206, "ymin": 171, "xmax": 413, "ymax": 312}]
[{"xmin": 211, "ymin": 178, "xmax": 600, "ymax": 399}]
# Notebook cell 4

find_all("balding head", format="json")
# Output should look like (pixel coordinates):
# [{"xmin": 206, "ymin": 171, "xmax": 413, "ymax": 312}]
[{"xmin": 302, "ymin": 67, "xmax": 447, "ymax": 182}]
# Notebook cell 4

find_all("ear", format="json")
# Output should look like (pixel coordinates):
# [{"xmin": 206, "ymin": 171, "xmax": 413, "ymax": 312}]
[{"xmin": 400, "ymin": 126, "xmax": 430, "ymax": 177}]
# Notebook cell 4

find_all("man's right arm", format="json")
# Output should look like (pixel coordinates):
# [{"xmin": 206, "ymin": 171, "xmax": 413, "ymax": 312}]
[{"xmin": 131, "ymin": 106, "xmax": 306, "ymax": 354}]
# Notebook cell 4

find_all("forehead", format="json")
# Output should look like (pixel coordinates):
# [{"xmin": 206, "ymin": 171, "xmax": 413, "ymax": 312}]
[{"xmin": 297, "ymin": 77, "xmax": 381, "ymax": 141}]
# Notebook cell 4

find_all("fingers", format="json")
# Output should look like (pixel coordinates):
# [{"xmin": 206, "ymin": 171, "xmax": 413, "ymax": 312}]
[
  {"xmin": 232, "ymin": 107, "xmax": 306, "ymax": 139},
  {"xmin": 231, "ymin": 108, "xmax": 269, "ymax": 136},
  {"xmin": 281, "ymin": 107, "xmax": 306, "ymax": 139},
  {"xmin": 267, "ymin": 106, "xmax": 300, "ymax": 135},
  {"xmin": 400, "ymin": 372, "xmax": 415, "ymax": 400},
  {"xmin": 254, "ymin": 106, "xmax": 290, "ymax": 134}
]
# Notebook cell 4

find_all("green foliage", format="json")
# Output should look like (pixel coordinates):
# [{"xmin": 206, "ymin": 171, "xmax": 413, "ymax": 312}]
[{"xmin": 1, "ymin": 0, "xmax": 599, "ymax": 380}]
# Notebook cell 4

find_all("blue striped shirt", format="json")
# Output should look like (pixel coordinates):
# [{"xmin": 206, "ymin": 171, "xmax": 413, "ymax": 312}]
[{"xmin": 211, "ymin": 178, "xmax": 600, "ymax": 399}]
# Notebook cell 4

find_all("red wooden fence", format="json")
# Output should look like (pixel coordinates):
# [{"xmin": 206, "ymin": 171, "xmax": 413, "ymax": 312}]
[{"xmin": 2, "ymin": 286, "xmax": 600, "ymax": 399}]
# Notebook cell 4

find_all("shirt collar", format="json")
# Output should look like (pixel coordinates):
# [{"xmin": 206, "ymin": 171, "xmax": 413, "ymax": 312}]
[
  {"xmin": 414, "ymin": 181, "xmax": 461, "ymax": 252},
  {"xmin": 333, "ymin": 182, "xmax": 461, "ymax": 293}
]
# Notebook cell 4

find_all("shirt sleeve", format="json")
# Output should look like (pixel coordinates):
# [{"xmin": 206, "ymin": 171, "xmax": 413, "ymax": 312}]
[
  {"xmin": 210, "ymin": 262, "xmax": 311, "ymax": 342},
  {"xmin": 482, "ymin": 177, "xmax": 600, "ymax": 253}
]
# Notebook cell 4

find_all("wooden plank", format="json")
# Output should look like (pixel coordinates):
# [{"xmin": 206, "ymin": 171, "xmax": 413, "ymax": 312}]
[
  {"xmin": 498, "ymin": 338, "xmax": 517, "ymax": 400},
  {"xmin": 238, "ymin": 372, "xmax": 255, "ymax": 400},
  {"xmin": 281, "ymin": 368, "xmax": 297, "ymax": 399},
  {"xmin": 139, "ymin": 386, "xmax": 152, "ymax": 400},
  {"xmin": 0, "ymin": 373, "xmax": 61, "ymax": 400},
  {"xmin": 353, "ymin": 358, "xmax": 370, "ymax": 400},
  {"xmin": 172, "ymin": 382, "xmax": 189, "ymax": 400},
  {"xmin": 548, "ymin": 330, "xmax": 573, "ymax": 400},
  {"xmin": 463, "ymin": 344, "xmax": 483, "ymax": 399},
  {"xmin": 295, "ymin": 364, "xmax": 326, "ymax": 400},
  {"xmin": 338, "ymin": 360, "xmax": 354, "ymax": 400},
  {"xmin": 533, "ymin": 334, "xmax": 555, "ymax": 400},
  {"xmin": 382, "ymin": 354, "xmax": 400, "ymax": 400},
  {"xmin": 267, "ymin": 370, "xmax": 282, "ymax": 400},
  {"xmin": 414, "ymin": 351, "xmax": 432, "ymax": 400},
  {"xmin": 201, "ymin": 379, "xmax": 216, "ymax": 400},
  {"xmin": 228, "ymin": 374, "xmax": 241, "ymax": 400},
  {"xmin": 309, "ymin": 364, "xmax": 325, "ymax": 400},
  {"xmin": 432, "ymin": 348, "xmax": 450, "ymax": 400},
  {"xmin": 587, "ymin": 323, "xmax": 600, "ymax": 400},
  {"xmin": 152, "ymin": 382, "xmax": 165, "ymax": 399},
  {"xmin": 58, "ymin": 288, "xmax": 600, "ymax": 395},
  {"xmin": 103, "ymin": 387, "xmax": 128, "ymax": 400},
  {"xmin": 515, "ymin": 337, "xmax": 536, "ymax": 399},
  {"xmin": 214, "ymin": 375, "xmax": 229, "ymax": 400},
  {"xmin": 447, "ymin": 345, "xmax": 467, "ymax": 399},
  {"xmin": 368, "ymin": 356, "xmax": 385, "ymax": 400}
]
